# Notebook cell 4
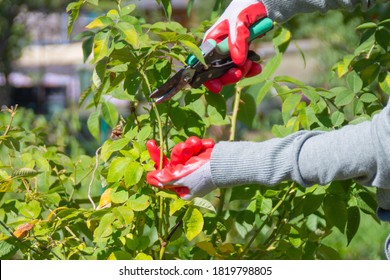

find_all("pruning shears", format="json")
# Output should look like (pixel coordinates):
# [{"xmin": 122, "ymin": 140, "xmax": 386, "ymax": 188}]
[{"xmin": 150, "ymin": 17, "xmax": 274, "ymax": 104}]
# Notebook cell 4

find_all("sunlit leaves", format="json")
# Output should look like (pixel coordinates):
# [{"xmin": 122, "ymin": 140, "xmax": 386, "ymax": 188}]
[
  {"xmin": 93, "ymin": 30, "xmax": 111, "ymax": 63},
  {"xmin": 101, "ymin": 101, "xmax": 118, "ymax": 128},
  {"xmin": 87, "ymin": 111, "xmax": 100, "ymax": 141},
  {"xmin": 107, "ymin": 157, "xmax": 131, "ymax": 182},
  {"xmin": 116, "ymin": 22, "xmax": 139, "ymax": 48},
  {"xmin": 66, "ymin": 1, "xmax": 83, "ymax": 37},
  {"xmin": 237, "ymin": 93, "xmax": 257, "ymax": 128},
  {"xmin": 86, "ymin": 16, "xmax": 113, "ymax": 30},
  {"xmin": 183, "ymin": 207, "xmax": 204, "ymax": 241}
]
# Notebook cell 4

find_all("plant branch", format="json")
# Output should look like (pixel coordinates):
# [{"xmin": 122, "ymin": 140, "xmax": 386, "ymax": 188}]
[
  {"xmin": 0, "ymin": 220, "xmax": 58, "ymax": 260},
  {"xmin": 240, "ymin": 184, "xmax": 296, "ymax": 258},
  {"xmin": 88, "ymin": 147, "xmax": 102, "ymax": 210},
  {"xmin": 0, "ymin": 105, "xmax": 18, "ymax": 145},
  {"xmin": 229, "ymin": 86, "xmax": 242, "ymax": 141}
]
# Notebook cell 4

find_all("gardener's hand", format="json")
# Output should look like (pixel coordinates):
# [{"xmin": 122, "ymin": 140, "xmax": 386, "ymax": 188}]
[
  {"xmin": 146, "ymin": 136, "xmax": 217, "ymax": 200},
  {"xmin": 203, "ymin": 0, "xmax": 268, "ymax": 93}
]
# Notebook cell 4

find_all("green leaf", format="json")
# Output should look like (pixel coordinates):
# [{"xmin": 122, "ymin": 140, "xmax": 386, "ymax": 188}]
[
  {"xmin": 282, "ymin": 93, "xmax": 302, "ymax": 124},
  {"xmin": 359, "ymin": 93, "xmax": 378, "ymax": 103},
  {"xmin": 257, "ymin": 196, "xmax": 273, "ymax": 215},
  {"xmin": 120, "ymin": 4, "xmax": 136, "ymax": 16},
  {"xmin": 92, "ymin": 59, "xmax": 106, "ymax": 89},
  {"xmin": 323, "ymin": 194, "xmax": 348, "ymax": 232},
  {"xmin": 170, "ymin": 199, "xmax": 186, "ymax": 216},
  {"xmin": 101, "ymin": 101, "xmax": 119, "ymax": 128},
  {"xmin": 196, "ymin": 241, "xmax": 217, "ymax": 257},
  {"xmin": 355, "ymin": 30, "xmax": 375, "ymax": 55},
  {"xmin": 86, "ymin": 16, "xmax": 113, "ymax": 29},
  {"xmin": 101, "ymin": 138, "xmax": 130, "ymax": 162},
  {"xmin": 349, "ymin": 114, "xmax": 371, "ymax": 125},
  {"xmin": 107, "ymin": 157, "xmax": 131, "ymax": 182},
  {"xmin": 127, "ymin": 194, "xmax": 150, "ymax": 211},
  {"xmin": 273, "ymin": 27, "xmax": 291, "ymax": 53},
  {"xmin": 107, "ymin": 9, "xmax": 119, "ymax": 20},
  {"xmin": 110, "ymin": 187, "xmax": 129, "ymax": 204},
  {"xmin": 334, "ymin": 89, "xmax": 355, "ymax": 107},
  {"xmin": 192, "ymin": 198, "xmax": 216, "ymax": 213},
  {"xmin": 346, "ymin": 206, "xmax": 360, "ymax": 245},
  {"xmin": 134, "ymin": 253, "xmax": 153, "ymax": 260},
  {"xmin": 237, "ymin": 93, "xmax": 257, "ymax": 128},
  {"xmin": 302, "ymin": 194, "xmax": 325, "ymax": 216},
  {"xmin": 161, "ymin": 0, "xmax": 172, "ymax": 20},
  {"xmin": 330, "ymin": 111, "xmax": 345, "ymax": 127},
  {"xmin": 82, "ymin": 36, "xmax": 94, "ymax": 62},
  {"xmin": 187, "ymin": 0, "xmax": 195, "ymax": 17},
  {"xmin": 375, "ymin": 28, "xmax": 390, "ymax": 50},
  {"xmin": 334, "ymin": 55, "xmax": 354, "ymax": 77},
  {"xmin": 19, "ymin": 200, "xmax": 41, "ymax": 219},
  {"xmin": 238, "ymin": 53, "xmax": 282, "ymax": 87},
  {"xmin": 87, "ymin": 111, "xmax": 100, "ymax": 141},
  {"xmin": 184, "ymin": 109, "xmax": 205, "ymax": 137},
  {"xmin": 124, "ymin": 161, "xmax": 144, "ymax": 186},
  {"xmin": 183, "ymin": 207, "xmax": 204, "ymax": 241},
  {"xmin": 274, "ymin": 76, "xmax": 305, "ymax": 87},
  {"xmin": 272, "ymin": 124, "xmax": 294, "ymax": 138},
  {"xmin": 180, "ymin": 40, "xmax": 206, "ymax": 67},
  {"xmin": 93, "ymin": 30, "xmax": 111, "ymax": 62},
  {"xmin": 117, "ymin": 22, "xmax": 139, "ymax": 48},
  {"xmin": 347, "ymin": 71, "xmax": 363, "ymax": 93},
  {"xmin": 356, "ymin": 22, "xmax": 377, "ymax": 30},
  {"xmin": 205, "ymin": 92, "xmax": 226, "ymax": 119},
  {"xmin": 66, "ymin": 1, "xmax": 82, "ymax": 37},
  {"xmin": 316, "ymin": 244, "xmax": 341, "ymax": 260},
  {"xmin": 230, "ymin": 185, "xmax": 258, "ymax": 201},
  {"xmin": 360, "ymin": 64, "xmax": 380, "ymax": 86},
  {"xmin": 113, "ymin": 206, "xmax": 134, "ymax": 227},
  {"xmin": 108, "ymin": 251, "xmax": 133, "ymax": 260},
  {"xmin": 94, "ymin": 213, "xmax": 115, "ymax": 241},
  {"xmin": 0, "ymin": 240, "xmax": 18, "ymax": 259},
  {"xmin": 356, "ymin": 191, "xmax": 377, "ymax": 215},
  {"xmin": 379, "ymin": 73, "xmax": 390, "ymax": 94},
  {"xmin": 253, "ymin": 80, "xmax": 271, "ymax": 105},
  {"xmin": 136, "ymin": 126, "xmax": 152, "ymax": 142}
]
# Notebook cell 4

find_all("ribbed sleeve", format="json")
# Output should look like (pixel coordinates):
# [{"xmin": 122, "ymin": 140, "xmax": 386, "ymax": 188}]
[
  {"xmin": 261, "ymin": 0, "xmax": 375, "ymax": 22},
  {"xmin": 210, "ymin": 101, "xmax": 390, "ymax": 190},
  {"xmin": 210, "ymin": 131, "xmax": 323, "ymax": 188}
]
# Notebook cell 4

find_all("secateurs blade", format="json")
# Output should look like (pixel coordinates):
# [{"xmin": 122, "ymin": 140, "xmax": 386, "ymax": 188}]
[{"xmin": 150, "ymin": 17, "xmax": 274, "ymax": 104}]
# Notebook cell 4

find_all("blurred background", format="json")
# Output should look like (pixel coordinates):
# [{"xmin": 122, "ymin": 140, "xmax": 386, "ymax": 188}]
[{"xmin": 0, "ymin": 0, "xmax": 389, "ymax": 259}]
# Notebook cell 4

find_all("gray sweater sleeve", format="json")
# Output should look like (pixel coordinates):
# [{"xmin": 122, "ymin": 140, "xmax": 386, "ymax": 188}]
[
  {"xmin": 210, "ymin": 101, "xmax": 390, "ymax": 190},
  {"xmin": 261, "ymin": 0, "xmax": 375, "ymax": 22}
]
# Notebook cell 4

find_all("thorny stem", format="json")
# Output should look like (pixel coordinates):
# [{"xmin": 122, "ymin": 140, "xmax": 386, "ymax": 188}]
[
  {"xmin": 263, "ymin": 184, "xmax": 296, "ymax": 248},
  {"xmin": 229, "ymin": 87, "xmax": 243, "ymax": 141},
  {"xmin": 239, "ymin": 183, "xmax": 296, "ymax": 259},
  {"xmin": 88, "ymin": 147, "xmax": 102, "ymax": 210},
  {"xmin": 0, "ymin": 104, "xmax": 18, "ymax": 145},
  {"xmin": 140, "ymin": 68, "xmax": 167, "ymax": 259},
  {"xmin": 212, "ymin": 86, "xmax": 243, "ymax": 241}
]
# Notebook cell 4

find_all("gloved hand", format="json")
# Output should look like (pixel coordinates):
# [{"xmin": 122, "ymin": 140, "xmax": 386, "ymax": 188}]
[
  {"xmin": 146, "ymin": 136, "xmax": 217, "ymax": 200},
  {"xmin": 203, "ymin": 0, "xmax": 268, "ymax": 93}
]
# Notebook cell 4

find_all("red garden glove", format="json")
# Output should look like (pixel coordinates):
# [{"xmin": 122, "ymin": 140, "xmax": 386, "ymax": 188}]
[
  {"xmin": 203, "ymin": 0, "xmax": 268, "ymax": 93},
  {"xmin": 146, "ymin": 136, "xmax": 216, "ymax": 200}
]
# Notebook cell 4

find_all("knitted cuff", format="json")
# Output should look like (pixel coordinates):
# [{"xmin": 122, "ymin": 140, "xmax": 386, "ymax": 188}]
[
  {"xmin": 210, "ymin": 131, "xmax": 321, "ymax": 188},
  {"xmin": 261, "ymin": 0, "xmax": 375, "ymax": 23}
]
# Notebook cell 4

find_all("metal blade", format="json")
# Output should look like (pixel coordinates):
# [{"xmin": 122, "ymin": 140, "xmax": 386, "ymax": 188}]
[{"xmin": 150, "ymin": 68, "xmax": 195, "ymax": 104}]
